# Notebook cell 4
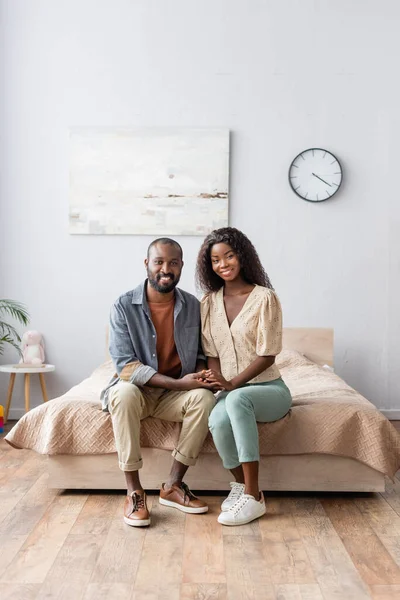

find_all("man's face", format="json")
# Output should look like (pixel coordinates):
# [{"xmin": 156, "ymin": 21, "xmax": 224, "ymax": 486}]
[{"xmin": 145, "ymin": 243, "xmax": 183, "ymax": 294}]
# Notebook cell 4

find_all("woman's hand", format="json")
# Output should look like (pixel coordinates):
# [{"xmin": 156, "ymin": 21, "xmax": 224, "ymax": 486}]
[
  {"xmin": 204, "ymin": 369, "xmax": 234, "ymax": 392},
  {"xmin": 178, "ymin": 372, "xmax": 216, "ymax": 391}
]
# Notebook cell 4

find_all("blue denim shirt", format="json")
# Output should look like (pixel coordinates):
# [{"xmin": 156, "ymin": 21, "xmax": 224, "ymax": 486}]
[{"xmin": 101, "ymin": 280, "xmax": 205, "ymax": 410}]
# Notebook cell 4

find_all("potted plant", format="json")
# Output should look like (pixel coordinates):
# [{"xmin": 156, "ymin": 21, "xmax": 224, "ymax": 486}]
[{"xmin": 0, "ymin": 299, "xmax": 30, "ymax": 357}]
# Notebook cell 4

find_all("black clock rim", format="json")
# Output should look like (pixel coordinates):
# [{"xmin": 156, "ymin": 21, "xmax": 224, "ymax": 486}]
[{"xmin": 288, "ymin": 147, "xmax": 343, "ymax": 202}]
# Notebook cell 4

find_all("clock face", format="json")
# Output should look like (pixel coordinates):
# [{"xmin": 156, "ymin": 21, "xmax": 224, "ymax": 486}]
[{"xmin": 288, "ymin": 148, "xmax": 343, "ymax": 202}]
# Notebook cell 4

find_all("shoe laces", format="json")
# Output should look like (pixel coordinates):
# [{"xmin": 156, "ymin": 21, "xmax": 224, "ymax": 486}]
[
  {"xmin": 231, "ymin": 494, "xmax": 253, "ymax": 516},
  {"xmin": 227, "ymin": 482, "xmax": 244, "ymax": 503},
  {"xmin": 131, "ymin": 492, "xmax": 145, "ymax": 512},
  {"xmin": 181, "ymin": 482, "xmax": 197, "ymax": 502}
]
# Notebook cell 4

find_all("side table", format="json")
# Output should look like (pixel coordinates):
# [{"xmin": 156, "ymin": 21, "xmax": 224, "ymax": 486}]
[{"xmin": 0, "ymin": 364, "xmax": 55, "ymax": 423}]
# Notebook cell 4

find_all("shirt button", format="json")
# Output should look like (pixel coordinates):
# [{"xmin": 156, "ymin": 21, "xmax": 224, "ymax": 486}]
[
  {"xmin": 152, "ymin": 353, "xmax": 155, "ymax": 357},
  {"xmin": 152, "ymin": 335, "xmax": 155, "ymax": 338}
]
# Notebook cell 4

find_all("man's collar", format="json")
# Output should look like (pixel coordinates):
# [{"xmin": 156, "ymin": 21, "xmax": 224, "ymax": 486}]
[
  {"xmin": 131, "ymin": 280, "xmax": 186, "ymax": 305},
  {"xmin": 131, "ymin": 281, "xmax": 146, "ymax": 304}
]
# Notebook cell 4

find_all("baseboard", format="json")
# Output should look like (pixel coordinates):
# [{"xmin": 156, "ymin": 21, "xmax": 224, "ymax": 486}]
[
  {"xmin": 7, "ymin": 408, "xmax": 25, "ymax": 421},
  {"xmin": 381, "ymin": 409, "xmax": 400, "ymax": 420}
]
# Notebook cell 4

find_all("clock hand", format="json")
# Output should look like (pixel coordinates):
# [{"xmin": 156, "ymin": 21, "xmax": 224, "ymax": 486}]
[{"xmin": 312, "ymin": 173, "xmax": 332, "ymax": 187}]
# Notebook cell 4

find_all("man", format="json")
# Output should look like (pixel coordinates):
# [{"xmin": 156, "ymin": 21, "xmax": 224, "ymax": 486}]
[{"xmin": 101, "ymin": 237, "xmax": 216, "ymax": 527}]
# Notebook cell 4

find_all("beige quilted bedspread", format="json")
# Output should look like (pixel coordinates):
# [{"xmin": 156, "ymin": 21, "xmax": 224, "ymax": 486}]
[{"xmin": 6, "ymin": 350, "xmax": 400, "ymax": 477}]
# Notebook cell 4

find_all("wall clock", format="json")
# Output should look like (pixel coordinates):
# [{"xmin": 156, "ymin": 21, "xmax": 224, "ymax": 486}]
[{"xmin": 288, "ymin": 148, "xmax": 343, "ymax": 202}]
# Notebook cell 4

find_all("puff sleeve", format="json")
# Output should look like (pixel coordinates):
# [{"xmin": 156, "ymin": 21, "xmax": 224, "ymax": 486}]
[
  {"xmin": 256, "ymin": 290, "xmax": 283, "ymax": 356},
  {"xmin": 200, "ymin": 294, "xmax": 219, "ymax": 358}
]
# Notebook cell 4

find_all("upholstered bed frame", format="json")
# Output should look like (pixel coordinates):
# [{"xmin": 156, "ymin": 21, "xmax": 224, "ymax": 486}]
[{"xmin": 47, "ymin": 328, "xmax": 386, "ymax": 492}]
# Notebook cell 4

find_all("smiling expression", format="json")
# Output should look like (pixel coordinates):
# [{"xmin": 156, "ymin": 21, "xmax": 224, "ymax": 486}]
[
  {"xmin": 145, "ymin": 242, "xmax": 183, "ymax": 293},
  {"xmin": 210, "ymin": 242, "xmax": 242, "ymax": 282}
]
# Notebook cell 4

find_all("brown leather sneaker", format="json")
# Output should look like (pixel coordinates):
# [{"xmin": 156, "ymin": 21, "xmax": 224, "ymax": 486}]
[
  {"xmin": 159, "ymin": 482, "xmax": 208, "ymax": 514},
  {"xmin": 123, "ymin": 490, "xmax": 150, "ymax": 527}
]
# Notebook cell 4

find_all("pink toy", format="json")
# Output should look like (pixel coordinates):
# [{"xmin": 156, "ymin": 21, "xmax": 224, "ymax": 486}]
[{"xmin": 20, "ymin": 330, "xmax": 45, "ymax": 365}]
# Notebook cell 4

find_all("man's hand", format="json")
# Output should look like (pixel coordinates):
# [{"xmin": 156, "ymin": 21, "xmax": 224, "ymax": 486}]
[
  {"xmin": 178, "ymin": 372, "xmax": 218, "ymax": 391},
  {"xmin": 204, "ymin": 369, "xmax": 234, "ymax": 392}
]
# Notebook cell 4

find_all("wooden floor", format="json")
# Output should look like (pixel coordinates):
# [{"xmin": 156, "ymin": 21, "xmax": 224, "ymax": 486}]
[{"xmin": 2, "ymin": 424, "xmax": 400, "ymax": 599}]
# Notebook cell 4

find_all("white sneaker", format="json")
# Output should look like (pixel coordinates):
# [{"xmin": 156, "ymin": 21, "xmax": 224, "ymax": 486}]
[
  {"xmin": 221, "ymin": 482, "xmax": 245, "ymax": 511},
  {"xmin": 217, "ymin": 492, "xmax": 266, "ymax": 526}
]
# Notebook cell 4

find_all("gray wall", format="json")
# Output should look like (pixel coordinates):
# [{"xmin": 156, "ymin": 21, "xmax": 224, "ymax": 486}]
[{"xmin": 1, "ymin": 0, "xmax": 399, "ymax": 418}]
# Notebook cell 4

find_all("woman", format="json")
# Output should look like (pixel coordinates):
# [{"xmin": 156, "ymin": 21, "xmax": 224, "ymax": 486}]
[{"xmin": 196, "ymin": 227, "xmax": 292, "ymax": 526}]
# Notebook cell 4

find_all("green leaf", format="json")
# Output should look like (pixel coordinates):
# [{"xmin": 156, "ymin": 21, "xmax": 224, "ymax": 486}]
[
  {"xmin": 0, "ymin": 335, "xmax": 22, "ymax": 357},
  {"xmin": 0, "ymin": 299, "xmax": 30, "ymax": 326},
  {"xmin": 0, "ymin": 321, "xmax": 21, "ymax": 342}
]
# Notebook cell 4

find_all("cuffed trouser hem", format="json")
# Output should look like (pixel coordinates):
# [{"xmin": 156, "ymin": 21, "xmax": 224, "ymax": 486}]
[
  {"xmin": 223, "ymin": 461, "xmax": 241, "ymax": 470},
  {"xmin": 172, "ymin": 448, "xmax": 197, "ymax": 467},
  {"xmin": 119, "ymin": 458, "xmax": 143, "ymax": 471},
  {"xmin": 238, "ymin": 456, "xmax": 260, "ymax": 464}
]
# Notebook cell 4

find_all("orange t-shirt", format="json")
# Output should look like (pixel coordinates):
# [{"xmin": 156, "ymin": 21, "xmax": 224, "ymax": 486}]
[{"xmin": 148, "ymin": 298, "xmax": 182, "ymax": 379}]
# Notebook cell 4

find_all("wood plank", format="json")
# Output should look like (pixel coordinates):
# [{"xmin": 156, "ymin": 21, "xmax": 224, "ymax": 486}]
[
  {"xmin": 2, "ymin": 492, "xmax": 88, "ymax": 583},
  {"xmin": 0, "ymin": 472, "xmax": 57, "ymax": 579},
  {"xmin": 0, "ymin": 439, "xmax": 30, "ymax": 473},
  {"xmin": 181, "ymin": 498, "xmax": 225, "ymax": 584},
  {"xmin": 134, "ymin": 497, "xmax": 186, "ymax": 589},
  {"xmin": 320, "ymin": 497, "xmax": 375, "ymax": 537},
  {"xmin": 0, "ymin": 448, "xmax": 47, "ymax": 525},
  {"xmin": 131, "ymin": 585, "xmax": 180, "ymax": 600},
  {"xmin": 0, "ymin": 471, "xmax": 56, "ymax": 536},
  {"xmin": 221, "ymin": 516, "xmax": 261, "ymax": 538},
  {"xmin": 282, "ymin": 497, "xmax": 327, "ymax": 517},
  {"xmin": 369, "ymin": 584, "xmax": 400, "ymax": 599},
  {"xmin": 70, "ymin": 492, "xmax": 122, "ymax": 535},
  {"xmin": 83, "ymin": 583, "xmax": 133, "ymax": 600},
  {"xmin": 273, "ymin": 584, "xmax": 324, "ymax": 599},
  {"xmin": 378, "ymin": 537, "xmax": 400, "ymax": 567},
  {"xmin": 224, "ymin": 534, "xmax": 271, "ymax": 585},
  {"xmin": 0, "ymin": 533, "xmax": 29, "ymax": 582},
  {"xmin": 362, "ymin": 510, "xmax": 400, "ymax": 537},
  {"xmin": 0, "ymin": 584, "xmax": 41, "ymax": 600},
  {"xmin": 225, "ymin": 583, "xmax": 276, "ymax": 600},
  {"xmin": 320, "ymin": 496, "xmax": 400, "ymax": 586},
  {"xmin": 355, "ymin": 493, "xmax": 394, "ymax": 514},
  {"xmin": 339, "ymin": 534, "xmax": 400, "ymax": 585},
  {"xmin": 36, "ymin": 533, "xmax": 108, "ymax": 600},
  {"xmin": 301, "ymin": 533, "xmax": 371, "ymax": 599},
  {"xmin": 381, "ymin": 478, "xmax": 400, "ymax": 516},
  {"xmin": 180, "ymin": 583, "xmax": 228, "ymax": 600},
  {"xmin": 260, "ymin": 507, "xmax": 316, "ymax": 585},
  {"xmin": 293, "ymin": 513, "xmax": 338, "ymax": 538},
  {"xmin": 89, "ymin": 495, "xmax": 150, "ymax": 585}
]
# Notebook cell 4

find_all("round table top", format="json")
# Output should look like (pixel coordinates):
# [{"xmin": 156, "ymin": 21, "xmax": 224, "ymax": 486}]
[{"xmin": 0, "ymin": 364, "xmax": 55, "ymax": 374}]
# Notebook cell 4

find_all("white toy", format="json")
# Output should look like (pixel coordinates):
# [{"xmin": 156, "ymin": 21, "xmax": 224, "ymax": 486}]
[{"xmin": 20, "ymin": 330, "xmax": 45, "ymax": 365}]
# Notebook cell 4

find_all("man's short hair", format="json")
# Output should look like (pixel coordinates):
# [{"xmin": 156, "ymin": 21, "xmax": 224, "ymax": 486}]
[{"xmin": 147, "ymin": 238, "xmax": 183, "ymax": 259}]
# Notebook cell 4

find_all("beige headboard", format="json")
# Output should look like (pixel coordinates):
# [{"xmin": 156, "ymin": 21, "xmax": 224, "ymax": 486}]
[
  {"xmin": 283, "ymin": 328, "xmax": 333, "ymax": 367},
  {"xmin": 106, "ymin": 327, "xmax": 333, "ymax": 367}
]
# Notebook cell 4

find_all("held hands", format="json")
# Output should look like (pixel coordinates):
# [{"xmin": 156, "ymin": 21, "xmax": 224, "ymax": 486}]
[
  {"xmin": 203, "ymin": 369, "xmax": 234, "ymax": 392},
  {"xmin": 179, "ymin": 370, "xmax": 235, "ymax": 392},
  {"xmin": 179, "ymin": 372, "xmax": 218, "ymax": 391}
]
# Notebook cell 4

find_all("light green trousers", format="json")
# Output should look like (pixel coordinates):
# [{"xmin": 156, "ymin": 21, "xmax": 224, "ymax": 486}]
[{"xmin": 208, "ymin": 378, "xmax": 292, "ymax": 469}]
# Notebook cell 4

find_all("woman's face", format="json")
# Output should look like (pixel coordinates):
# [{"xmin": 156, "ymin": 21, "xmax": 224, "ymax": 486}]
[{"xmin": 210, "ymin": 242, "xmax": 241, "ymax": 282}]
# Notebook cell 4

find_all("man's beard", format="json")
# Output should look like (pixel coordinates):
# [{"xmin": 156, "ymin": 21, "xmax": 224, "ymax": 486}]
[{"xmin": 147, "ymin": 270, "xmax": 180, "ymax": 294}]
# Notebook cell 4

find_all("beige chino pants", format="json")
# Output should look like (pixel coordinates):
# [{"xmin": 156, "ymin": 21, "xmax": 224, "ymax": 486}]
[{"xmin": 108, "ymin": 381, "xmax": 216, "ymax": 471}]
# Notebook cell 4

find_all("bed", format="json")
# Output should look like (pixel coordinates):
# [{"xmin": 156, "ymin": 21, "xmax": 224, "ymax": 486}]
[{"xmin": 5, "ymin": 328, "xmax": 400, "ymax": 492}]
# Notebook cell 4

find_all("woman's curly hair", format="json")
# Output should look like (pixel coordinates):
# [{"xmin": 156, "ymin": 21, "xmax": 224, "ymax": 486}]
[{"xmin": 196, "ymin": 227, "xmax": 273, "ymax": 293}]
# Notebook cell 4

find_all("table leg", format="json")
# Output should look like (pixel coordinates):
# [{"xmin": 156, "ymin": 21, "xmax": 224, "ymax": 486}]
[
  {"xmin": 24, "ymin": 373, "xmax": 30, "ymax": 413},
  {"xmin": 4, "ymin": 372, "xmax": 16, "ymax": 423},
  {"xmin": 39, "ymin": 373, "xmax": 49, "ymax": 403}
]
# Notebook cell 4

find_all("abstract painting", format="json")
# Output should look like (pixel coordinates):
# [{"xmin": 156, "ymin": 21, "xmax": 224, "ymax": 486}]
[{"xmin": 69, "ymin": 128, "xmax": 229, "ymax": 235}]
